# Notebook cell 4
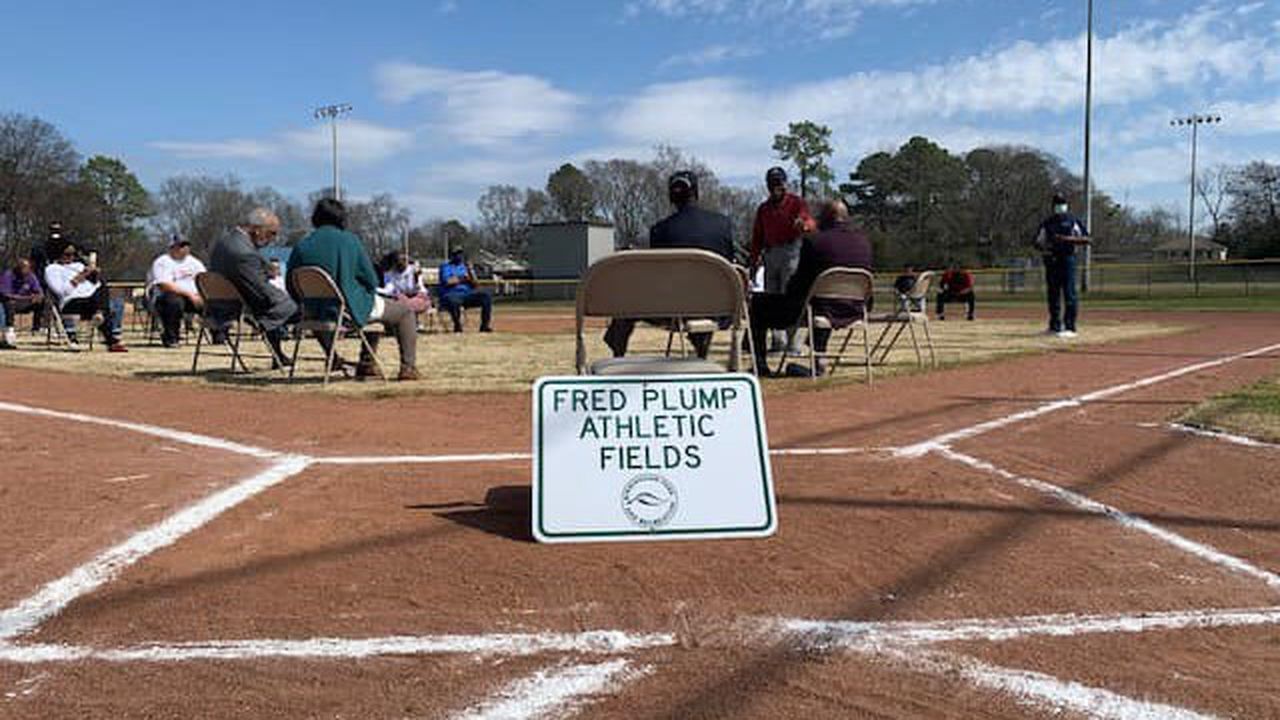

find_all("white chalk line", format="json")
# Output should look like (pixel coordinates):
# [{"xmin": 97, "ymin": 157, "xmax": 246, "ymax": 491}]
[
  {"xmin": 877, "ymin": 645, "xmax": 1219, "ymax": 720},
  {"xmin": 451, "ymin": 658, "xmax": 648, "ymax": 720},
  {"xmin": 0, "ymin": 456, "xmax": 312, "ymax": 641},
  {"xmin": 939, "ymin": 447, "xmax": 1280, "ymax": 591},
  {"xmin": 897, "ymin": 340, "xmax": 1280, "ymax": 457},
  {"xmin": 0, "ymin": 401, "xmax": 280, "ymax": 459},
  {"xmin": 0, "ymin": 629, "xmax": 674, "ymax": 665},
  {"xmin": 1166, "ymin": 422, "xmax": 1280, "ymax": 451},
  {"xmin": 777, "ymin": 605, "xmax": 1280, "ymax": 650}
]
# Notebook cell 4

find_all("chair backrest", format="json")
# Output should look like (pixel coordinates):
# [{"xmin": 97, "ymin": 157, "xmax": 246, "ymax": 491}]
[
  {"xmin": 577, "ymin": 249, "xmax": 744, "ymax": 320},
  {"xmin": 288, "ymin": 266, "xmax": 347, "ymax": 324},
  {"xmin": 575, "ymin": 249, "xmax": 746, "ymax": 373},
  {"xmin": 196, "ymin": 271, "xmax": 244, "ymax": 307},
  {"xmin": 808, "ymin": 267, "xmax": 874, "ymax": 304},
  {"xmin": 909, "ymin": 270, "xmax": 935, "ymax": 300}
]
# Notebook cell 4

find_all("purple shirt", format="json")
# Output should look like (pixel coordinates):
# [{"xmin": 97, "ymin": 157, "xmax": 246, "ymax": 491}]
[{"xmin": 0, "ymin": 270, "xmax": 42, "ymax": 299}]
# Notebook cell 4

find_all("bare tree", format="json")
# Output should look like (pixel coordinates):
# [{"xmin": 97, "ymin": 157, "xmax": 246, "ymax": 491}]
[
  {"xmin": 0, "ymin": 113, "xmax": 80, "ymax": 265},
  {"xmin": 155, "ymin": 175, "xmax": 255, "ymax": 258},
  {"xmin": 1195, "ymin": 165, "xmax": 1231, "ymax": 238},
  {"xmin": 585, "ymin": 159, "xmax": 658, "ymax": 247}
]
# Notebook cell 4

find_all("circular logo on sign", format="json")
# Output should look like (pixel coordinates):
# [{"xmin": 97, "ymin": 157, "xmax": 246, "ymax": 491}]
[{"xmin": 621, "ymin": 474, "xmax": 679, "ymax": 530}]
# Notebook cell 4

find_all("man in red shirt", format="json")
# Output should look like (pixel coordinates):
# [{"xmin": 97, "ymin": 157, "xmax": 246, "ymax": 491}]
[
  {"xmin": 936, "ymin": 262, "xmax": 976, "ymax": 320},
  {"xmin": 750, "ymin": 166, "xmax": 815, "ymax": 349}
]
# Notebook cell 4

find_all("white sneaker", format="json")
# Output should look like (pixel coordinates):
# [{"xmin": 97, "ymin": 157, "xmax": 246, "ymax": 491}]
[
  {"xmin": 66, "ymin": 338, "xmax": 82, "ymax": 352},
  {"xmin": 1057, "ymin": 330, "xmax": 1078, "ymax": 339},
  {"xmin": 2, "ymin": 328, "xmax": 16, "ymax": 347}
]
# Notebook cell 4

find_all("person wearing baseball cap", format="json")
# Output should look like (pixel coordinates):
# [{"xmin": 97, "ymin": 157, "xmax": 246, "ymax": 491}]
[
  {"xmin": 603, "ymin": 170, "xmax": 736, "ymax": 359},
  {"xmin": 750, "ymin": 166, "xmax": 815, "ymax": 351},
  {"xmin": 146, "ymin": 234, "xmax": 207, "ymax": 347},
  {"xmin": 1033, "ymin": 191, "xmax": 1090, "ymax": 337}
]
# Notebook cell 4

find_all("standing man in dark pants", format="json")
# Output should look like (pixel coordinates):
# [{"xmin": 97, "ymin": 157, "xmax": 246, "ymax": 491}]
[
  {"xmin": 1034, "ymin": 193, "xmax": 1090, "ymax": 338},
  {"xmin": 603, "ymin": 170, "xmax": 735, "ymax": 359},
  {"xmin": 749, "ymin": 167, "xmax": 815, "ymax": 352},
  {"xmin": 751, "ymin": 199, "xmax": 872, "ymax": 376}
]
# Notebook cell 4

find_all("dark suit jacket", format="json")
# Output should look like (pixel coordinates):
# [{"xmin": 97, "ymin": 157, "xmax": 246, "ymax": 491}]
[
  {"xmin": 776, "ymin": 221, "xmax": 874, "ymax": 328},
  {"xmin": 649, "ymin": 204, "xmax": 735, "ymax": 261},
  {"xmin": 208, "ymin": 229, "xmax": 297, "ymax": 331}
]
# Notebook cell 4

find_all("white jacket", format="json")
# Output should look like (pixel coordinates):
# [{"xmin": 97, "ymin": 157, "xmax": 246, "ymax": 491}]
[{"xmin": 44, "ymin": 262, "xmax": 100, "ymax": 309}]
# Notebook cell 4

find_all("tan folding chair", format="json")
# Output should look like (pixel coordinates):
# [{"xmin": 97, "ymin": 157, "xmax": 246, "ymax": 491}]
[
  {"xmin": 576, "ymin": 249, "xmax": 751, "ymax": 375},
  {"xmin": 287, "ymin": 266, "xmax": 388, "ymax": 386},
  {"xmin": 776, "ymin": 267, "xmax": 874, "ymax": 384},
  {"xmin": 868, "ymin": 270, "xmax": 937, "ymax": 368},
  {"xmin": 191, "ymin": 271, "xmax": 286, "ymax": 374}
]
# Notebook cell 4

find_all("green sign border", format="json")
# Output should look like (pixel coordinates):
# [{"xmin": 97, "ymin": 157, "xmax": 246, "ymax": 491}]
[{"xmin": 534, "ymin": 375, "xmax": 774, "ymax": 539}]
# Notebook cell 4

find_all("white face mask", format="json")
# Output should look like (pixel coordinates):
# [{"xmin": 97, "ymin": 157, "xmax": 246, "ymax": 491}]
[{"xmin": 1054, "ymin": 204, "xmax": 1069, "ymax": 214}]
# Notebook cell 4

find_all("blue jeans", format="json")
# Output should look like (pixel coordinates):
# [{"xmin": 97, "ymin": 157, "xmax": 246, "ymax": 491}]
[{"xmin": 1044, "ymin": 254, "xmax": 1078, "ymax": 332}]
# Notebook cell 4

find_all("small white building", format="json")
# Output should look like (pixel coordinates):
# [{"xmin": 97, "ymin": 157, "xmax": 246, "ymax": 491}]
[{"xmin": 1152, "ymin": 237, "xmax": 1228, "ymax": 263}]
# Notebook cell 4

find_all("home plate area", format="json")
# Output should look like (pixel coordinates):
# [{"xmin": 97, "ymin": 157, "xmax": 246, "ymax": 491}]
[{"xmin": 2, "ymin": 346, "xmax": 1280, "ymax": 718}]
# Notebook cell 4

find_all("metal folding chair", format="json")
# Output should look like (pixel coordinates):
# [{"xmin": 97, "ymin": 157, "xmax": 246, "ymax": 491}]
[
  {"xmin": 577, "ymin": 249, "xmax": 750, "ymax": 376},
  {"xmin": 287, "ymin": 266, "xmax": 388, "ymax": 386},
  {"xmin": 775, "ymin": 267, "xmax": 875, "ymax": 384},
  {"xmin": 867, "ymin": 270, "xmax": 937, "ymax": 368},
  {"xmin": 191, "ymin": 272, "xmax": 286, "ymax": 374}
]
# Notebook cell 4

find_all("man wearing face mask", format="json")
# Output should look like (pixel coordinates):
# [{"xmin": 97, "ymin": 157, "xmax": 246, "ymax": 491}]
[
  {"xmin": 437, "ymin": 249, "xmax": 492, "ymax": 333},
  {"xmin": 1033, "ymin": 192, "xmax": 1090, "ymax": 338}
]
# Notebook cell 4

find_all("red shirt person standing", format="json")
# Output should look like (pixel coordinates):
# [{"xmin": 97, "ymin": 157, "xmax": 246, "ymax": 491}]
[
  {"xmin": 750, "ymin": 167, "xmax": 815, "ymax": 349},
  {"xmin": 936, "ymin": 263, "xmax": 976, "ymax": 321}
]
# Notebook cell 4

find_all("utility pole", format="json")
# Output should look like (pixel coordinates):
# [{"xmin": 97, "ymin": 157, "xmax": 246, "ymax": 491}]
[
  {"xmin": 313, "ymin": 103, "xmax": 353, "ymax": 201},
  {"xmin": 1170, "ymin": 113, "xmax": 1222, "ymax": 285},
  {"xmin": 1082, "ymin": 0, "xmax": 1094, "ymax": 292}
]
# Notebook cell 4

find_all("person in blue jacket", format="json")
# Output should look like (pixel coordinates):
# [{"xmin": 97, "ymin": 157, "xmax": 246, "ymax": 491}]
[{"xmin": 1033, "ymin": 192, "xmax": 1090, "ymax": 338}]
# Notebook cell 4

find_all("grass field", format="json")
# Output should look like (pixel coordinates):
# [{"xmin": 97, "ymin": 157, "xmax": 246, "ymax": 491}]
[
  {"xmin": 0, "ymin": 312, "xmax": 1183, "ymax": 398},
  {"xmin": 1180, "ymin": 374, "xmax": 1280, "ymax": 444}
]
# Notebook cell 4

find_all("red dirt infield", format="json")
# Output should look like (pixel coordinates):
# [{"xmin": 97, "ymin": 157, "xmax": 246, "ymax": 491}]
[{"xmin": 1, "ymin": 309, "xmax": 1278, "ymax": 719}]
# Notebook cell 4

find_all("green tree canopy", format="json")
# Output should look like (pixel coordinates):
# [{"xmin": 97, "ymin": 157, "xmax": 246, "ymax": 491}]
[{"xmin": 771, "ymin": 120, "xmax": 834, "ymax": 199}]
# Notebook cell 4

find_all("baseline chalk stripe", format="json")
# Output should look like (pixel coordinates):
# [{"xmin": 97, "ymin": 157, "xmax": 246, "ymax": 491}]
[
  {"xmin": 939, "ymin": 448, "xmax": 1280, "ymax": 591},
  {"xmin": 778, "ymin": 606, "xmax": 1280, "ymax": 649},
  {"xmin": 0, "ymin": 456, "xmax": 311, "ymax": 641},
  {"xmin": 879, "ymin": 646, "xmax": 1219, "ymax": 720},
  {"xmin": 452, "ymin": 659, "xmax": 647, "ymax": 720},
  {"xmin": 897, "ymin": 340, "xmax": 1280, "ymax": 457},
  {"xmin": 0, "ymin": 401, "xmax": 281, "ymax": 459},
  {"xmin": 1167, "ymin": 423, "xmax": 1280, "ymax": 451},
  {"xmin": 0, "ymin": 630, "xmax": 674, "ymax": 664},
  {"xmin": 532, "ymin": 375, "xmax": 776, "ymax": 543}
]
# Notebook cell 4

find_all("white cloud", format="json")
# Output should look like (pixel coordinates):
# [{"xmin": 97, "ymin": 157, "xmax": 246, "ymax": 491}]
[
  {"xmin": 149, "ymin": 138, "xmax": 279, "ymax": 160},
  {"xmin": 375, "ymin": 62, "xmax": 582, "ymax": 146},
  {"xmin": 659, "ymin": 44, "xmax": 760, "ymax": 71},
  {"xmin": 151, "ymin": 120, "xmax": 412, "ymax": 163},
  {"xmin": 626, "ymin": 0, "xmax": 935, "ymax": 39},
  {"xmin": 607, "ymin": 7, "xmax": 1279, "ymax": 182}
]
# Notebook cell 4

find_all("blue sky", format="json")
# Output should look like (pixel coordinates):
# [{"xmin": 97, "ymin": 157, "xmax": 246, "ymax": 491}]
[{"xmin": 3, "ymin": 0, "xmax": 1278, "ymax": 226}]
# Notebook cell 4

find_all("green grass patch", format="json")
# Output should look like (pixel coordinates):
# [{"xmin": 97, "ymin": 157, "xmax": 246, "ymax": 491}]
[{"xmin": 1180, "ymin": 376, "xmax": 1280, "ymax": 444}]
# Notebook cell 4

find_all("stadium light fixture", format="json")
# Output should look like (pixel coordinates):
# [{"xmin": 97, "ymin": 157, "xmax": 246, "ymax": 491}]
[
  {"xmin": 314, "ymin": 103, "xmax": 353, "ymax": 201},
  {"xmin": 1170, "ymin": 113, "xmax": 1222, "ymax": 286}
]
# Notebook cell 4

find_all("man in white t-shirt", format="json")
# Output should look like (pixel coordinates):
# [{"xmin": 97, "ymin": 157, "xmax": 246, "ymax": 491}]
[
  {"xmin": 147, "ymin": 235, "xmax": 207, "ymax": 347},
  {"xmin": 43, "ymin": 241, "xmax": 127, "ymax": 352}
]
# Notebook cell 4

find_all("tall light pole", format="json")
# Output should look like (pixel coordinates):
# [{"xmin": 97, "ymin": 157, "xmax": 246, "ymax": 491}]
[
  {"xmin": 1170, "ymin": 113, "xmax": 1221, "ymax": 285},
  {"xmin": 313, "ymin": 103, "xmax": 353, "ymax": 201},
  {"xmin": 1081, "ymin": 0, "xmax": 1094, "ymax": 292}
]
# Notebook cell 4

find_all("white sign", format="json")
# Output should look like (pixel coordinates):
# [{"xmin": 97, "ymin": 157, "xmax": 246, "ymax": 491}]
[{"xmin": 532, "ymin": 374, "xmax": 776, "ymax": 543}]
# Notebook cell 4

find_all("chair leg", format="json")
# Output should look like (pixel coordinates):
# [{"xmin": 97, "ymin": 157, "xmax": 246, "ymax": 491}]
[
  {"xmin": 862, "ymin": 314, "xmax": 873, "ymax": 386},
  {"xmin": 288, "ymin": 330, "xmax": 304, "ymax": 381},
  {"xmin": 907, "ymin": 319, "xmax": 923, "ymax": 368},
  {"xmin": 829, "ymin": 326, "xmax": 856, "ymax": 377},
  {"xmin": 922, "ymin": 317, "xmax": 937, "ymax": 367},
  {"xmin": 358, "ymin": 331, "xmax": 389, "ymax": 383},
  {"xmin": 229, "ymin": 318, "xmax": 251, "ymax": 373},
  {"xmin": 808, "ymin": 317, "xmax": 817, "ymax": 380},
  {"xmin": 191, "ymin": 324, "xmax": 206, "ymax": 374}
]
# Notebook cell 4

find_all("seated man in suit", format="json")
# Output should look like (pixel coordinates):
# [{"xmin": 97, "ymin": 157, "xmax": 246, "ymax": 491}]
[
  {"xmin": 208, "ymin": 207, "xmax": 298, "ymax": 362},
  {"xmin": 603, "ymin": 170, "xmax": 735, "ymax": 359},
  {"xmin": 437, "ymin": 250, "xmax": 492, "ymax": 333},
  {"xmin": 750, "ymin": 199, "xmax": 872, "ymax": 376}
]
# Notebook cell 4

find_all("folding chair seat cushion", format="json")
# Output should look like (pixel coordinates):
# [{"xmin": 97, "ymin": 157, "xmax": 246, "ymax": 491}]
[
  {"xmin": 683, "ymin": 318, "xmax": 720, "ymax": 334},
  {"xmin": 590, "ymin": 356, "xmax": 726, "ymax": 376},
  {"xmin": 812, "ymin": 315, "xmax": 833, "ymax": 330}
]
